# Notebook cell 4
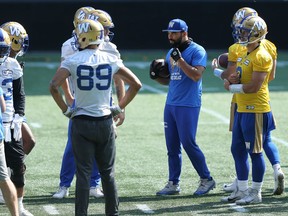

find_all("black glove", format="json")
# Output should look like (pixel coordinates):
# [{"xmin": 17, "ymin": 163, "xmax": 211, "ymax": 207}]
[
  {"xmin": 19, "ymin": 61, "xmax": 25, "ymax": 69},
  {"xmin": 170, "ymin": 48, "xmax": 182, "ymax": 62}
]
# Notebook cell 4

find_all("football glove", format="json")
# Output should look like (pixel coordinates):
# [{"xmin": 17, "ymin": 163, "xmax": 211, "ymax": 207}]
[
  {"xmin": 11, "ymin": 114, "xmax": 23, "ymax": 141},
  {"xmin": 170, "ymin": 48, "xmax": 182, "ymax": 62},
  {"xmin": 3, "ymin": 122, "xmax": 12, "ymax": 142}
]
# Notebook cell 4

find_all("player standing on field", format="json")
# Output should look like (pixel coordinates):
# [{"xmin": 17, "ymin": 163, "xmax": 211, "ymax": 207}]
[
  {"xmin": 156, "ymin": 18, "xmax": 216, "ymax": 196},
  {"xmin": 0, "ymin": 28, "xmax": 19, "ymax": 215},
  {"xmin": 221, "ymin": 15, "xmax": 274, "ymax": 205},
  {"xmin": 211, "ymin": 7, "xmax": 284, "ymax": 196},
  {"xmin": 0, "ymin": 21, "xmax": 36, "ymax": 157},
  {"xmin": 52, "ymin": 6, "xmax": 104, "ymax": 199},
  {"xmin": 0, "ymin": 26, "xmax": 33, "ymax": 215},
  {"xmin": 50, "ymin": 19, "xmax": 142, "ymax": 216}
]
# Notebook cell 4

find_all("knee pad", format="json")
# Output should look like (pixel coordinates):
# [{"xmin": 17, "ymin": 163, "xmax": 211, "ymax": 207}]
[{"xmin": 10, "ymin": 164, "xmax": 26, "ymax": 188}]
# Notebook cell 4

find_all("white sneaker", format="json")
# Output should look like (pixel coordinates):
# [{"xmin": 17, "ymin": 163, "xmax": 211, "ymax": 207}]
[
  {"xmin": 52, "ymin": 186, "xmax": 69, "ymax": 199},
  {"xmin": 273, "ymin": 168, "xmax": 285, "ymax": 195},
  {"xmin": 156, "ymin": 181, "xmax": 180, "ymax": 196},
  {"xmin": 89, "ymin": 186, "xmax": 104, "ymax": 198},
  {"xmin": 194, "ymin": 178, "xmax": 216, "ymax": 196},
  {"xmin": 20, "ymin": 208, "xmax": 34, "ymax": 216},
  {"xmin": 235, "ymin": 188, "xmax": 262, "ymax": 205},
  {"xmin": 221, "ymin": 187, "xmax": 248, "ymax": 203},
  {"xmin": 223, "ymin": 177, "xmax": 237, "ymax": 192},
  {"xmin": 0, "ymin": 190, "xmax": 5, "ymax": 204}
]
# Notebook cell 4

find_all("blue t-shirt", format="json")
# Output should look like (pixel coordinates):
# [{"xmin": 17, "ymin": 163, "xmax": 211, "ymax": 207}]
[{"xmin": 165, "ymin": 41, "xmax": 207, "ymax": 107}]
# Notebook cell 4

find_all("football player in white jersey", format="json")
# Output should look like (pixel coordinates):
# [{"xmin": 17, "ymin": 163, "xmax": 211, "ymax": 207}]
[
  {"xmin": 50, "ymin": 19, "xmax": 141, "ymax": 216},
  {"xmin": 0, "ymin": 27, "xmax": 19, "ymax": 216},
  {"xmin": 0, "ymin": 21, "xmax": 36, "ymax": 157},
  {"xmin": 0, "ymin": 27, "xmax": 33, "ymax": 216},
  {"xmin": 52, "ymin": 6, "xmax": 105, "ymax": 199},
  {"xmin": 52, "ymin": 7, "xmax": 126, "ymax": 199}
]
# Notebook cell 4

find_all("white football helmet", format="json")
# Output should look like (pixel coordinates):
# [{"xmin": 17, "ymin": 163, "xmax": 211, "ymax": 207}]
[
  {"xmin": 0, "ymin": 28, "xmax": 11, "ymax": 64},
  {"xmin": 75, "ymin": 19, "xmax": 104, "ymax": 49},
  {"xmin": 237, "ymin": 16, "xmax": 267, "ymax": 46},
  {"xmin": 1, "ymin": 21, "xmax": 29, "ymax": 57}
]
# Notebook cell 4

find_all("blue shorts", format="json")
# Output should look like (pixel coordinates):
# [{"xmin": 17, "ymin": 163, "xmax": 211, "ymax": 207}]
[{"xmin": 232, "ymin": 111, "xmax": 276, "ymax": 153}]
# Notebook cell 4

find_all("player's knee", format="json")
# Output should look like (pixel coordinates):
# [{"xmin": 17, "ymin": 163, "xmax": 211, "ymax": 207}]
[{"xmin": 10, "ymin": 164, "xmax": 26, "ymax": 187}]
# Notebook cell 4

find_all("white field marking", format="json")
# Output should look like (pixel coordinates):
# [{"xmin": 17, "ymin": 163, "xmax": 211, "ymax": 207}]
[
  {"xmin": 143, "ymin": 83, "xmax": 288, "ymax": 147},
  {"xmin": 135, "ymin": 204, "xmax": 155, "ymax": 214},
  {"xmin": 201, "ymin": 107, "xmax": 230, "ymax": 124},
  {"xmin": 30, "ymin": 122, "xmax": 42, "ymax": 128},
  {"xmin": 25, "ymin": 61, "xmax": 288, "ymax": 146},
  {"xmin": 43, "ymin": 205, "xmax": 60, "ymax": 215},
  {"xmin": 202, "ymin": 107, "xmax": 288, "ymax": 147},
  {"xmin": 142, "ymin": 84, "xmax": 167, "ymax": 94},
  {"xmin": 228, "ymin": 203, "xmax": 249, "ymax": 213}
]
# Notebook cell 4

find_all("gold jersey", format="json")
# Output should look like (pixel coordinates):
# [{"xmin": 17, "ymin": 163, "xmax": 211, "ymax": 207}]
[
  {"xmin": 228, "ymin": 39, "xmax": 276, "ymax": 103},
  {"xmin": 235, "ymin": 45, "xmax": 272, "ymax": 113}
]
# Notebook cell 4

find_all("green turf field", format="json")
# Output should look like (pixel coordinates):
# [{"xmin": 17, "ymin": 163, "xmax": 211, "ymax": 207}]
[{"xmin": 1, "ymin": 50, "xmax": 287, "ymax": 215}]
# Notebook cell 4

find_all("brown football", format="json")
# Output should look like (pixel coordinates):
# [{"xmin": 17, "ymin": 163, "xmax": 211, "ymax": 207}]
[{"xmin": 217, "ymin": 53, "xmax": 228, "ymax": 69}]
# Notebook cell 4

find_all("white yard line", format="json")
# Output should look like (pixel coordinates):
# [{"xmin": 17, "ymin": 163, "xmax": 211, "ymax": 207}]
[
  {"xmin": 43, "ymin": 205, "xmax": 60, "ymax": 215},
  {"xmin": 135, "ymin": 204, "xmax": 155, "ymax": 214},
  {"xmin": 228, "ymin": 203, "xmax": 249, "ymax": 213},
  {"xmin": 142, "ymin": 83, "xmax": 288, "ymax": 147}
]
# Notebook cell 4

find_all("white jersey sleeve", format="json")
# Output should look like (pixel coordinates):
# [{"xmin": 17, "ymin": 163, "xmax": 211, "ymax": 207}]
[
  {"xmin": 61, "ymin": 37, "xmax": 79, "ymax": 95},
  {"xmin": 99, "ymin": 42, "xmax": 121, "ymax": 59},
  {"xmin": 61, "ymin": 37, "xmax": 78, "ymax": 60},
  {"xmin": 0, "ymin": 57, "xmax": 23, "ymax": 122}
]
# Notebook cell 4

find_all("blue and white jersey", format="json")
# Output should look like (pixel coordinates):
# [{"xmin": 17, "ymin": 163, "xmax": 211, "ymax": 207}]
[
  {"xmin": 165, "ymin": 42, "xmax": 207, "ymax": 107},
  {"xmin": 61, "ymin": 37, "xmax": 78, "ymax": 60},
  {"xmin": 60, "ymin": 49, "xmax": 124, "ymax": 117},
  {"xmin": 0, "ymin": 57, "xmax": 23, "ymax": 122},
  {"xmin": 61, "ymin": 37, "xmax": 120, "ymax": 95}
]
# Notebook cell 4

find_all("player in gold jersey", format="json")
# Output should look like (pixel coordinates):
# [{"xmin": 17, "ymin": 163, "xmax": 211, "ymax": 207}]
[
  {"xmin": 221, "ymin": 16, "xmax": 275, "ymax": 205},
  {"xmin": 212, "ymin": 7, "xmax": 284, "ymax": 197}
]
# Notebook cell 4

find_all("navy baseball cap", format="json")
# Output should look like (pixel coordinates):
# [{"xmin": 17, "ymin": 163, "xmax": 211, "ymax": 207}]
[{"xmin": 162, "ymin": 19, "xmax": 188, "ymax": 32}]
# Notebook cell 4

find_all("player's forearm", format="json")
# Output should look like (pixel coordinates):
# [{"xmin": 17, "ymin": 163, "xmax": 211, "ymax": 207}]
[
  {"xmin": 50, "ymin": 84, "xmax": 68, "ymax": 113},
  {"xmin": 118, "ymin": 83, "xmax": 141, "ymax": 109},
  {"xmin": 177, "ymin": 59, "xmax": 203, "ymax": 82},
  {"xmin": 113, "ymin": 75, "xmax": 125, "ymax": 102}
]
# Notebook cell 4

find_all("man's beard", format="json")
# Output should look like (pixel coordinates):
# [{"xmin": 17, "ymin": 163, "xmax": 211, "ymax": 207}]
[{"xmin": 170, "ymin": 38, "xmax": 182, "ymax": 48}]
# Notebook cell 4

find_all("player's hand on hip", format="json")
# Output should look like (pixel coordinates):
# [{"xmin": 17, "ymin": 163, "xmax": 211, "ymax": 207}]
[
  {"xmin": 63, "ymin": 106, "xmax": 76, "ymax": 118},
  {"xmin": 110, "ymin": 105, "xmax": 123, "ymax": 117},
  {"xmin": 114, "ymin": 111, "xmax": 125, "ymax": 127}
]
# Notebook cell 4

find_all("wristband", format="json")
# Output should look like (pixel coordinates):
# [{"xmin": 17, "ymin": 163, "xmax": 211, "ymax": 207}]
[
  {"xmin": 229, "ymin": 84, "xmax": 244, "ymax": 93},
  {"xmin": 63, "ymin": 106, "xmax": 71, "ymax": 115},
  {"xmin": 213, "ymin": 68, "xmax": 224, "ymax": 80}
]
